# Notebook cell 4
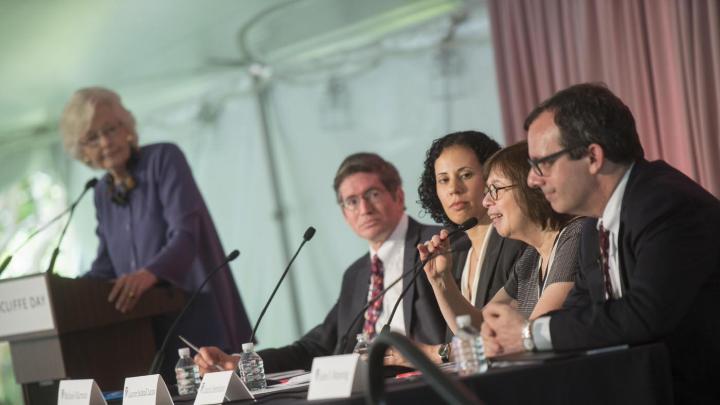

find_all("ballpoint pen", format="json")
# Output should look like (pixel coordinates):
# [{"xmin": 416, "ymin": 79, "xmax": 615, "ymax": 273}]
[{"xmin": 178, "ymin": 335, "xmax": 225, "ymax": 372}]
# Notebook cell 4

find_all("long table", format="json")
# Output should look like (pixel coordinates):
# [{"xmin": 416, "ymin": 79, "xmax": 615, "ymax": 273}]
[{"xmin": 164, "ymin": 342, "xmax": 673, "ymax": 405}]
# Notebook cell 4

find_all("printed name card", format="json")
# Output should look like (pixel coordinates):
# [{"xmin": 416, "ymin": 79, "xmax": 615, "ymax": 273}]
[
  {"xmin": 57, "ymin": 379, "xmax": 107, "ymax": 405},
  {"xmin": 307, "ymin": 353, "xmax": 366, "ymax": 400},
  {"xmin": 122, "ymin": 375, "xmax": 173, "ymax": 405},
  {"xmin": 194, "ymin": 370, "xmax": 253, "ymax": 404}
]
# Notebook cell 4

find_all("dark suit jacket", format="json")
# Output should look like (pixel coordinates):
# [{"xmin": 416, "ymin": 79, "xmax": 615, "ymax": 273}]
[
  {"xmin": 451, "ymin": 227, "xmax": 527, "ymax": 308},
  {"xmin": 259, "ymin": 217, "xmax": 447, "ymax": 372},
  {"xmin": 548, "ymin": 160, "xmax": 720, "ymax": 402}
]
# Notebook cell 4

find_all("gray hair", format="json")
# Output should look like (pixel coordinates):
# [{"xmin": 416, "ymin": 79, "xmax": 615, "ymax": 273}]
[{"xmin": 59, "ymin": 87, "xmax": 137, "ymax": 162}]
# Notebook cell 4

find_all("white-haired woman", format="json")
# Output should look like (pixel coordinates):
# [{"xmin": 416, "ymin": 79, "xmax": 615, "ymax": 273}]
[{"xmin": 60, "ymin": 87, "xmax": 252, "ymax": 377}]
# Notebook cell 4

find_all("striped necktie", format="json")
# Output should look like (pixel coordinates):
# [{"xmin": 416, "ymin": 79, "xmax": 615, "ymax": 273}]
[
  {"xmin": 598, "ymin": 224, "xmax": 614, "ymax": 300},
  {"xmin": 363, "ymin": 255, "xmax": 384, "ymax": 339}
]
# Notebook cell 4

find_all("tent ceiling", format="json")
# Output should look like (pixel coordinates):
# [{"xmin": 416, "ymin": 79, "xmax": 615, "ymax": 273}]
[{"xmin": 0, "ymin": 0, "xmax": 463, "ymax": 141}]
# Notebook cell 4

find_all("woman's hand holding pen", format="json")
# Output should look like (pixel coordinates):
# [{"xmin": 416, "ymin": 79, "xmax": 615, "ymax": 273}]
[
  {"xmin": 108, "ymin": 268, "xmax": 158, "ymax": 313},
  {"xmin": 194, "ymin": 346, "xmax": 240, "ymax": 376}
]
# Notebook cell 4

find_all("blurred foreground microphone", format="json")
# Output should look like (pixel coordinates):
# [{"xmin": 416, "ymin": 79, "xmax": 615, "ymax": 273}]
[
  {"xmin": 380, "ymin": 217, "xmax": 478, "ymax": 334},
  {"xmin": 0, "ymin": 177, "xmax": 96, "ymax": 277},
  {"xmin": 45, "ymin": 178, "xmax": 99, "ymax": 274},
  {"xmin": 249, "ymin": 226, "xmax": 316, "ymax": 343},
  {"xmin": 148, "ymin": 249, "xmax": 240, "ymax": 375},
  {"xmin": 334, "ymin": 218, "xmax": 477, "ymax": 353}
]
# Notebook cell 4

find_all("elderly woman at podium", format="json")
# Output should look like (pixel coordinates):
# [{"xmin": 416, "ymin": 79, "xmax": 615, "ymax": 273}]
[{"xmin": 59, "ymin": 87, "xmax": 252, "ymax": 376}]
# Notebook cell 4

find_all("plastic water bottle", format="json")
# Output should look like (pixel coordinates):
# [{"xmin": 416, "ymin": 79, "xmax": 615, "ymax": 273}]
[
  {"xmin": 352, "ymin": 333, "xmax": 370, "ymax": 360},
  {"xmin": 175, "ymin": 347, "xmax": 201, "ymax": 395},
  {"xmin": 238, "ymin": 343, "xmax": 267, "ymax": 390},
  {"xmin": 451, "ymin": 315, "xmax": 488, "ymax": 376}
]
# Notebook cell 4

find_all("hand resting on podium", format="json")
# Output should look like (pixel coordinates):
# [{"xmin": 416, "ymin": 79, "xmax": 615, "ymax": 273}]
[{"xmin": 108, "ymin": 268, "xmax": 158, "ymax": 313}]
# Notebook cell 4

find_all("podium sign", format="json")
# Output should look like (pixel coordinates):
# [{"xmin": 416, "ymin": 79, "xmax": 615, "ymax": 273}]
[
  {"xmin": 0, "ymin": 273, "xmax": 185, "ymax": 405},
  {"xmin": 0, "ymin": 274, "xmax": 55, "ymax": 339}
]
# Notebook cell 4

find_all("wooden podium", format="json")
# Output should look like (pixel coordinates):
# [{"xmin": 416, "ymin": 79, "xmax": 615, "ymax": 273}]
[{"xmin": 0, "ymin": 273, "xmax": 185, "ymax": 403}]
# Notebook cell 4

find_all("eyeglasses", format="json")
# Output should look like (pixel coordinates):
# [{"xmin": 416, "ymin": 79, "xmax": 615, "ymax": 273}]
[
  {"xmin": 339, "ymin": 188, "xmax": 385, "ymax": 212},
  {"xmin": 527, "ymin": 146, "xmax": 584, "ymax": 176},
  {"xmin": 80, "ymin": 121, "xmax": 123, "ymax": 148},
  {"xmin": 483, "ymin": 184, "xmax": 516, "ymax": 201}
]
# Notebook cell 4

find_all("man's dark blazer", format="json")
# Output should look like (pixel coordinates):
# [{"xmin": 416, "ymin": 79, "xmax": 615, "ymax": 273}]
[
  {"xmin": 451, "ymin": 227, "xmax": 527, "ymax": 308},
  {"xmin": 548, "ymin": 160, "xmax": 720, "ymax": 402},
  {"xmin": 259, "ymin": 217, "xmax": 448, "ymax": 372}
]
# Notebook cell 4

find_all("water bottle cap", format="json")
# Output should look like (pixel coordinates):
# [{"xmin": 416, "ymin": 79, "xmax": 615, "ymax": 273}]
[
  {"xmin": 178, "ymin": 347, "xmax": 191, "ymax": 358},
  {"xmin": 242, "ymin": 342, "xmax": 255, "ymax": 352},
  {"xmin": 456, "ymin": 314, "xmax": 471, "ymax": 328}
]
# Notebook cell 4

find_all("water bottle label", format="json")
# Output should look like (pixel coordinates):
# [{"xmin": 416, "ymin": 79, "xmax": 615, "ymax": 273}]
[{"xmin": 194, "ymin": 370, "xmax": 254, "ymax": 404}]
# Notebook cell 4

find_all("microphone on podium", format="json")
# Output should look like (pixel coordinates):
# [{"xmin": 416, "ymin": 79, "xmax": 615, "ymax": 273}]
[
  {"xmin": 248, "ymin": 226, "xmax": 316, "ymax": 343},
  {"xmin": 46, "ymin": 178, "xmax": 99, "ymax": 274},
  {"xmin": 0, "ymin": 177, "xmax": 97, "ymax": 277},
  {"xmin": 334, "ymin": 217, "xmax": 477, "ymax": 353},
  {"xmin": 148, "ymin": 249, "xmax": 241, "ymax": 375},
  {"xmin": 380, "ymin": 217, "xmax": 478, "ymax": 334}
]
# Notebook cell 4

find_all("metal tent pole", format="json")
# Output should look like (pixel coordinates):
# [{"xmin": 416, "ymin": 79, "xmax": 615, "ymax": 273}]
[{"xmin": 249, "ymin": 65, "xmax": 304, "ymax": 337}]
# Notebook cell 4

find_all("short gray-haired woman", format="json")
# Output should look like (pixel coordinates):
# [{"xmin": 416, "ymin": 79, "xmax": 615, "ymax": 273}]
[{"xmin": 60, "ymin": 87, "xmax": 253, "ymax": 378}]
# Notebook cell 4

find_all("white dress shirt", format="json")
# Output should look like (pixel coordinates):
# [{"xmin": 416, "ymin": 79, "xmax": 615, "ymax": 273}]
[
  {"xmin": 533, "ymin": 165, "xmax": 633, "ymax": 350},
  {"xmin": 371, "ymin": 214, "xmax": 408, "ymax": 335}
]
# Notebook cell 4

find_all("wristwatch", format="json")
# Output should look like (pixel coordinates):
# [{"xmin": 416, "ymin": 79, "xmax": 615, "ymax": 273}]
[
  {"xmin": 437, "ymin": 343, "xmax": 451, "ymax": 363},
  {"xmin": 522, "ymin": 320, "xmax": 536, "ymax": 352}
]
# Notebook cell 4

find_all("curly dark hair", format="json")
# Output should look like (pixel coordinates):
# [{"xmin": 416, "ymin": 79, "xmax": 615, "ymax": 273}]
[
  {"xmin": 418, "ymin": 131, "xmax": 501, "ymax": 226},
  {"xmin": 524, "ymin": 82, "xmax": 644, "ymax": 163},
  {"xmin": 484, "ymin": 141, "xmax": 572, "ymax": 231}
]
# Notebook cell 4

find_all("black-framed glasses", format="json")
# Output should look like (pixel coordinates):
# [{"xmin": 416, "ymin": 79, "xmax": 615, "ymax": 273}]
[
  {"xmin": 527, "ymin": 146, "xmax": 584, "ymax": 176},
  {"xmin": 483, "ymin": 184, "xmax": 517, "ymax": 201},
  {"xmin": 339, "ymin": 188, "xmax": 385, "ymax": 212},
  {"xmin": 80, "ymin": 121, "xmax": 123, "ymax": 148}
]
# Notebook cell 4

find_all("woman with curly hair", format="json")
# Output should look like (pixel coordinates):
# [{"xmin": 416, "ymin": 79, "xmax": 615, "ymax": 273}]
[
  {"xmin": 417, "ymin": 132, "xmax": 527, "ymax": 332},
  {"xmin": 385, "ymin": 131, "xmax": 527, "ymax": 367}
]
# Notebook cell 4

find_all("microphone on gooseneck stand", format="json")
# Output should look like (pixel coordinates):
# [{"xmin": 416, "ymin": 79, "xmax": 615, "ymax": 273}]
[
  {"xmin": 334, "ymin": 218, "xmax": 478, "ymax": 353},
  {"xmin": 0, "ymin": 178, "xmax": 97, "ymax": 278},
  {"xmin": 380, "ymin": 217, "xmax": 479, "ymax": 335},
  {"xmin": 45, "ymin": 178, "xmax": 99, "ymax": 275},
  {"xmin": 249, "ymin": 226, "xmax": 316, "ymax": 343},
  {"xmin": 148, "ymin": 249, "xmax": 240, "ymax": 375}
]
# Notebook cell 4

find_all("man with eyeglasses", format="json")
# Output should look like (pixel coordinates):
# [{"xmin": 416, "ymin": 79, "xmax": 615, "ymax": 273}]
[
  {"xmin": 195, "ymin": 152, "xmax": 449, "ymax": 373},
  {"xmin": 481, "ymin": 83, "xmax": 720, "ymax": 403}
]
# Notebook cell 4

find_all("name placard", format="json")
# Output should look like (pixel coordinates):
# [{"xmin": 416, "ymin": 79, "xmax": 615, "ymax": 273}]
[
  {"xmin": 122, "ymin": 375, "xmax": 173, "ymax": 405},
  {"xmin": 0, "ymin": 274, "xmax": 55, "ymax": 339},
  {"xmin": 194, "ymin": 370, "xmax": 253, "ymax": 404},
  {"xmin": 57, "ymin": 379, "xmax": 107, "ymax": 405},
  {"xmin": 307, "ymin": 353, "xmax": 366, "ymax": 400}
]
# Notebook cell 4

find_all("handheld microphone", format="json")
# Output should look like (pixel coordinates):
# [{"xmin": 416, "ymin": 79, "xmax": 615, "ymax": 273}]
[
  {"xmin": 148, "ymin": 249, "xmax": 240, "ymax": 375},
  {"xmin": 333, "ymin": 217, "xmax": 478, "ymax": 354},
  {"xmin": 249, "ymin": 226, "xmax": 316, "ymax": 343},
  {"xmin": 45, "ymin": 178, "xmax": 98, "ymax": 275},
  {"xmin": 380, "ymin": 217, "xmax": 478, "ymax": 334}
]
